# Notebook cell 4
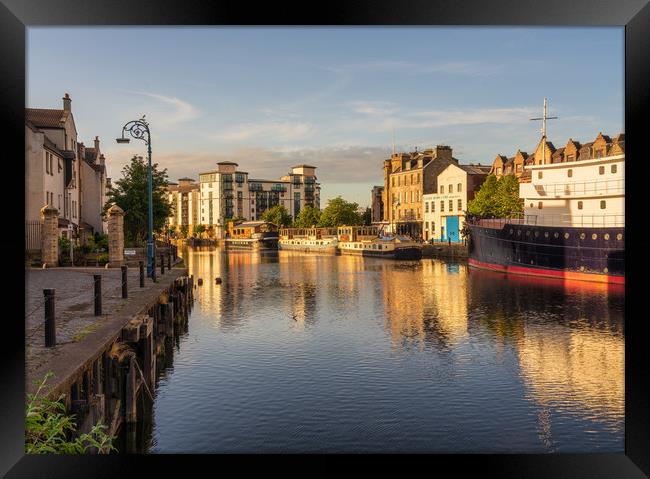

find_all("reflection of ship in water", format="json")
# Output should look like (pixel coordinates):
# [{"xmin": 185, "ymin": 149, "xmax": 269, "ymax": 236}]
[
  {"xmin": 381, "ymin": 260, "xmax": 469, "ymax": 349},
  {"xmin": 467, "ymin": 267, "xmax": 624, "ymax": 449}
]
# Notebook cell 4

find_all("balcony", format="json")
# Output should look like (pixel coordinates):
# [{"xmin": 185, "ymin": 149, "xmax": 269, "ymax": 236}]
[
  {"xmin": 249, "ymin": 183, "xmax": 263, "ymax": 191},
  {"xmin": 522, "ymin": 179, "xmax": 624, "ymax": 199},
  {"xmin": 271, "ymin": 184, "xmax": 287, "ymax": 192}
]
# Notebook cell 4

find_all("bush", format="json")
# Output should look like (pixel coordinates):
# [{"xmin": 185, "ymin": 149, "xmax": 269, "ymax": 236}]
[
  {"xmin": 96, "ymin": 253, "xmax": 109, "ymax": 264},
  {"xmin": 26, "ymin": 372, "xmax": 116, "ymax": 454}
]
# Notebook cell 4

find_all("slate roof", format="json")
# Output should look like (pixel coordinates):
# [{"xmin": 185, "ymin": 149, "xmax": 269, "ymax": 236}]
[{"xmin": 25, "ymin": 108, "xmax": 69, "ymax": 129}]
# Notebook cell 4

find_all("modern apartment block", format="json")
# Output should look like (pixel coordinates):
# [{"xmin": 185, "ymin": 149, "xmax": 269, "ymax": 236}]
[
  {"xmin": 166, "ymin": 177, "xmax": 200, "ymax": 234},
  {"xmin": 197, "ymin": 162, "xmax": 320, "ymax": 238}
]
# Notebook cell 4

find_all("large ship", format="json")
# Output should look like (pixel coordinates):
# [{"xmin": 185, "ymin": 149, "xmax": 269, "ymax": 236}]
[
  {"xmin": 337, "ymin": 225, "xmax": 423, "ymax": 260},
  {"xmin": 466, "ymin": 103, "xmax": 624, "ymax": 284},
  {"xmin": 278, "ymin": 227, "xmax": 339, "ymax": 254}
]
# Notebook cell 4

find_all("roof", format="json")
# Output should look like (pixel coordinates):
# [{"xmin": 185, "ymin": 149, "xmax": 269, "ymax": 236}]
[
  {"xmin": 292, "ymin": 164, "xmax": 317, "ymax": 169},
  {"xmin": 236, "ymin": 221, "xmax": 275, "ymax": 227},
  {"xmin": 84, "ymin": 147, "xmax": 97, "ymax": 162},
  {"xmin": 217, "ymin": 161, "xmax": 238, "ymax": 165},
  {"xmin": 25, "ymin": 108, "xmax": 69, "ymax": 129},
  {"xmin": 459, "ymin": 164, "xmax": 492, "ymax": 175}
]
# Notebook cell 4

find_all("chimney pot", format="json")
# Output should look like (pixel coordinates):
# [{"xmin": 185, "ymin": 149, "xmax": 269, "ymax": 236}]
[{"xmin": 62, "ymin": 93, "xmax": 72, "ymax": 111}]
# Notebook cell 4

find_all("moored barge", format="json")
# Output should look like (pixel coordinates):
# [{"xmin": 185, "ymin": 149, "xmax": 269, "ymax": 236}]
[
  {"xmin": 336, "ymin": 226, "xmax": 422, "ymax": 260},
  {"xmin": 224, "ymin": 221, "xmax": 279, "ymax": 249},
  {"xmin": 278, "ymin": 227, "xmax": 339, "ymax": 254}
]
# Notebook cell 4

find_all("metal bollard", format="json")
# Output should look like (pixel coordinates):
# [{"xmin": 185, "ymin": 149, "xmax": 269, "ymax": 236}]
[
  {"xmin": 139, "ymin": 261, "xmax": 145, "ymax": 288},
  {"xmin": 160, "ymin": 253, "xmax": 165, "ymax": 275},
  {"xmin": 121, "ymin": 265, "xmax": 128, "ymax": 299},
  {"xmin": 168, "ymin": 251, "xmax": 171, "ymax": 270},
  {"xmin": 44, "ymin": 289, "xmax": 56, "ymax": 347},
  {"xmin": 94, "ymin": 275, "xmax": 102, "ymax": 316},
  {"xmin": 152, "ymin": 255, "xmax": 157, "ymax": 283}
]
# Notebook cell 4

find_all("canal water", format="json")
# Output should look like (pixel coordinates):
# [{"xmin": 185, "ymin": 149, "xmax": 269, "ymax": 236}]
[{"xmin": 141, "ymin": 247, "xmax": 624, "ymax": 453}]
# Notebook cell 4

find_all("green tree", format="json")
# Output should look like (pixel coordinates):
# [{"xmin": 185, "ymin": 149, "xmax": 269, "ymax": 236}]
[
  {"xmin": 193, "ymin": 224, "xmax": 206, "ymax": 237},
  {"xmin": 361, "ymin": 207, "xmax": 372, "ymax": 226},
  {"xmin": 293, "ymin": 205, "xmax": 321, "ymax": 228},
  {"xmin": 318, "ymin": 196, "xmax": 363, "ymax": 227},
  {"xmin": 467, "ymin": 174, "xmax": 499, "ymax": 217},
  {"xmin": 103, "ymin": 155, "xmax": 172, "ymax": 246},
  {"xmin": 467, "ymin": 174, "xmax": 523, "ymax": 218},
  {"xmin": 179, "ymin": 225, "xmax": 189, "ymax": 238},
  {"xmin": 261, "ymin": 205, "xmax": 292, "ymax": 227}
]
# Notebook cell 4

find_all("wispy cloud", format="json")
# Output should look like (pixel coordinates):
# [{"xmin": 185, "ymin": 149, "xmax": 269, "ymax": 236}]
[
  {"xmin": 121, "ymin": 90, "xmax": 201, "ymax": 127},
  {"xmin": 211, "ymin": 121, "xmax": 317, "ymax": 143},
  {"xmin": 348, "ymin": 101, "xmax": 399, "ymax": 116}
]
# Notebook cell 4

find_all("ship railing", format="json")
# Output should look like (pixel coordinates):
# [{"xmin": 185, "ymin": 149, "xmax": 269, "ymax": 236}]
[
  {"xmin": 531, "ymin": 179, "xmax": 624, "ymax": 197},
  {"xmin": 471, "ymin": 214, "xmax": 624, "ymax": 228}
]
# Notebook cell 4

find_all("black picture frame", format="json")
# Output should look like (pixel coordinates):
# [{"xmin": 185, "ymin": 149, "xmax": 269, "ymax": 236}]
[{"xmin": 2, "ymin": 0, "xmax": 648, "ymax": 476}]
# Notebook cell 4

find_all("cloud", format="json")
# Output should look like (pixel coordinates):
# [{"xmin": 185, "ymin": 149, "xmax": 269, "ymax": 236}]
[
  {"xmin": 121, "ymin": 90, "xmax": 200, "ymax": 127},
  {"xmin": 348, "ymin": 101, "xmax": 399, "ymax": 116},
  {"xmin": 211, "ymin": 121, "xmax": 317, "ymax": 143}
]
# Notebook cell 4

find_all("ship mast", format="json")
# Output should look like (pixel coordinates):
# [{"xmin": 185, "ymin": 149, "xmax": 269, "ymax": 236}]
[{"xmin": 530, "ymin": 98, "xmax": 558, "ymax": 164}]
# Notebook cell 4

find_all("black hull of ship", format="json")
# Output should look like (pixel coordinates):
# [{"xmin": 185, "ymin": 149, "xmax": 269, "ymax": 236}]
[{"xmin": 467, "ymin": 223, "xmax": 624, "ymax": 284}]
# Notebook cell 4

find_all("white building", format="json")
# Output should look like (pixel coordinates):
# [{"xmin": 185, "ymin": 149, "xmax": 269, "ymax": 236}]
[
  {"xmin": 422, "ymin": 163, "xmax": 490, "ymax": 242},
  {"xmin": 167, "ymin": 178, "xmax": 200, "ymax": 234},
  {"xmin": 26, "ymin": 93, "xmax": 81, "ymax": 240},
  {"xmin": 78, "ymin": 136, "xmax": 108, "ymax": 237},
  {"xmin": 198, "ymin": 163, "xmax": 320, "ymax": 238},
  {"xmin": 519, "ymin": 133, "xmax": 625, "ymax": 226}
]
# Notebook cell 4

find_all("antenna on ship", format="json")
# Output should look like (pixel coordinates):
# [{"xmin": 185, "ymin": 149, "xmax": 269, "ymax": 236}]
[{"xmin": 530, "ymin": 97, "xmax": 558, "ymax": 164}]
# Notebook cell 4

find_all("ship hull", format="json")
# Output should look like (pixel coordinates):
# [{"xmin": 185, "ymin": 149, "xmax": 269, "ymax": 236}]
[
  {"xmin": 225, "ymin": 237, "xmax": 278, "ymax": 249},
  {"xmin": 467, "ymin": 223, "xmax": 624, "ymax": 284},
  {"xmin": 338, "ymin": 246, "xmax": 422, "ymax": 260},
  {"xmin": 278, "ymin": 240, "xmax": 338, "ymax": 254}
]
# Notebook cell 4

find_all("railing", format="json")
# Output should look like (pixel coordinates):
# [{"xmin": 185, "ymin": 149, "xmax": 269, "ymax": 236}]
[
  {"xmin": 249, "ymin": 183, "xmax": 263, "ymax": 191},
  {"xmin": 529, "ymin": 179, "xmax": 624, "ymax": 198},
  {"xmin": 26, "ymin": 220, "xmax": 41, "ymax": 252},
  {"xmin": 271, "ymin": 184, "xmax": 287, "ymax": 192},
  {"xmin": 470, "ymin": 214, "xmax": 625, "ymax": 229}
]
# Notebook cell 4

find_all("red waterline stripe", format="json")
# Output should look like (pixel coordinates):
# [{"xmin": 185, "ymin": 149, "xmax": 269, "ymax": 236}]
[{"xmin": 468, "ymin": 258, "xmax": 625, "ymax": 285}]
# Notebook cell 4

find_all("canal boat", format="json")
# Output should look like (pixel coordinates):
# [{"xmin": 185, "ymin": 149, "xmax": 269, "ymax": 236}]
[
  {"xmin": 467, "ymin": 122, "xmax": 624, "ymax": 284},
  {"xmin": 336, "ymin": 225, "xmax": 423, "ymax": 260},
  {"xmin": 278, "ymin": 227, "xmax": 339, "ymax": 254},
  {"xmin": 224, "ymin": 221, "xmax": 279, "ymax": 249}
]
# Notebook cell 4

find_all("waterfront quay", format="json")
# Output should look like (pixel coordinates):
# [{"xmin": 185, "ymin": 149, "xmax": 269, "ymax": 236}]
[{"xmin": 26, "ymin": 264, "xmax": 194, "ymax": 442}]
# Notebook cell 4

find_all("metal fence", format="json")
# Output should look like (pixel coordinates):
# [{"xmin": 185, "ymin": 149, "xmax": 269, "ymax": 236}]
[
  {"xmin": 25, "ymin": 220, "xmax": 41, "ymax": 252},
  {"xmin": 471, "ymin": 214, "xmax": 625, "ymax": 229}
]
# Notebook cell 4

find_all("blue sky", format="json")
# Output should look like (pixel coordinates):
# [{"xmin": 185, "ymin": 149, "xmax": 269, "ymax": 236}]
[{"xmin": 27, "ymin": 27, "xmax": 623, "ymax": 206}]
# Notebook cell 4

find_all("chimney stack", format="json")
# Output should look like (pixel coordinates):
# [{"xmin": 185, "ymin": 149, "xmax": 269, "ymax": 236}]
[
  {"xmin": 99, "ymin": 154, "xmax": 105, "ymax": 167},
  {"xmin": 62, "ymin": 93, "xmax": 71, "ymax": 112},
  {"xmin": 94, "ymin": 135, "xmax": 100, "ymax": 151},
  {"xmin": 435, "ymin": 145, "xmax": 452, "ymax": 160}
]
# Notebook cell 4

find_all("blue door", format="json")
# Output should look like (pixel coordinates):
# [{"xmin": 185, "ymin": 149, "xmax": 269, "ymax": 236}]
[{"xmin": 445, "ymin": 216, "xmax": 460, "ymax": 243}]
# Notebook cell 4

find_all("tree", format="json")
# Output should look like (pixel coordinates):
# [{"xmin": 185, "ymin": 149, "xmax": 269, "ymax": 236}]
[
  {"xmin": 293, "ymin": 205, "xmax": 321, "ymax": 228},
  {"xmin": 318, "ymin": 196, "xmax": 363, "ymax": 227},
  {"xmin": 261, "ymin": 205, "xmax": 292, "ymax": 227},
  {"xmin": 467, "ymin": 174, "xmax": 523, "ymax": 218},
  {"xmin": 361, "ymin": 207, "xmax": 372, "ymax": 226},
  {"xmin": 193, "ymin": 224, "xmax": 206, "ymax": 237},
  {"xmin": 179, "ymin": 225, "xmax": 189, "ymax": 238},
  {"xmin": 103, "ymin": 155, "xmax": 172, "ymax": 246}
]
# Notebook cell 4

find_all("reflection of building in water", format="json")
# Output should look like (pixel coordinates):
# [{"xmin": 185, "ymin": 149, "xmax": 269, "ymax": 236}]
[
  {"xmin": 381, "ymin": 260, "xmax": 468, "ymax": 349},
  {"xmin": 278, "ymin": 253, "xmax": 319, "ymax": 329},
  {"xmin": 517, "ymin": 325, "xmax": 624, "ymax": 448},
  {"xmin": 186, "ymin": 247, "xmax": 223, "ymax": 324}
]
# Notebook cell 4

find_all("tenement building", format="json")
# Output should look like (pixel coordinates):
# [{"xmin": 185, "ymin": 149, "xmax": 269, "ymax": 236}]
[
  {"xmin": 25, "ymin": 93, "xmax": 109, "ymax": 250},
  {"xmin": 166, "ymin": 177, "xmax": 200, "ymax": 235},
  {"xmin": 382, "ymin": 145, "xmax": 459, "ymax": 237},
  {"xmin": 198, "ymin": 162, "xmax": 320, "ymax": 238},
  {"xmin": 422, "ymin": 163, "xmax": 490, "ymax": 242}
]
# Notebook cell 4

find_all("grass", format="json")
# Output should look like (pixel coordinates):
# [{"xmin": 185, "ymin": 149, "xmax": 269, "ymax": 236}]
[{"xmin": 71, "ymin": 322, "xmax": 101, "ymax": 343}]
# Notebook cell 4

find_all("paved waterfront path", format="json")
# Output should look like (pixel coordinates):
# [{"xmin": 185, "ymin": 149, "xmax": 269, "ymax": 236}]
[{"xmin": 25, "ymin": 265, "xmax": 186, "ymax": 389}]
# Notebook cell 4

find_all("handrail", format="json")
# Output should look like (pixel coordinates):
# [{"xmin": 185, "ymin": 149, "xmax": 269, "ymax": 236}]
[
  {"xmin": 469, "ymin": 214, "xmax": 625, "ymax": 228},
  {"xmin": 529, "ymin": 178, "xmax": 624, "ymax": 197}
]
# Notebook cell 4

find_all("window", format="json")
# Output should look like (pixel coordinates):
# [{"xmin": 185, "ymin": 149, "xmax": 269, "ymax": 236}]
[
  {"xmin": 440, "ymin": 185, "xmax": 444, "ymax": 194},
  {"xmin": 567, "ymin": 169, "xmax": 573, "ymax": 178},
  {"xmin": 45, "ymin": 153, "xmax": 49, "ymax": 174},
  {"xmin": 596, "ymin": 150, "xmax": 603, "ymax": 158},
  {"xmin": 425, "ymin": 202, "xmax": 429, "ymax": 213},
  {"xmin": 496, "ymin": 167, "xmax": 502, "ymax": 175},
  {"xmin": 458, "ymin": 199, "xmax": 462, "ymax": 211},
  {"xmin": 457, "ymin": 183, "xmax": 462, "ymax": 192},
  {"xmin": 611, "ymin": 164, "xmax": 617, "ymax": 173},
  {"xmin": 441, "ymin": 201, "xmax": 444, "ymax": 212},
  {"xmin": 392, "ymin": 177, "xmax": 395, "ymax": 187},
  {"xmin": 449, "ymin": 200, "xmax": 453, "ymax": 211},
  {"xmin": 449, "ymin": 184, "xmax": 453, "ymax": 193},
  {"xmin": 398, "ymin": 176, "xmax": 401, "ymax": 186},
  {"xmin": 600, "ymin": 200, "xmax": 606, "ymax": 209},
  {"xmin": 516, "ymin": 164, "xmax": 523, "ymax": 173},
  {"xmin": 577, "ymin": 201, "xmax": 583, "ymax": 210},
  {"xmin": 567, "ymin": 154, "xmax": 575, "ymax": 161},
  {"xmin": 599, "ymin": 166, "xmax": 605, "ymax": 175},
  {"xmin": 417, "ymin": 173, "xmax": 420, "ymax": 183},
  {"xmin": 431, "ymin": 202, "xmax": 435, "ymax": 212},
  {"xmin": 538, "ymin": 171, "xmax": 543, "ymax": 179},
  {"xmin": 410, "ymin": 174, "xmax": 414, "ymax": 184},
  {"xmin": 538, "ymin": 202, "xmax": 543, "ymax": 209}
]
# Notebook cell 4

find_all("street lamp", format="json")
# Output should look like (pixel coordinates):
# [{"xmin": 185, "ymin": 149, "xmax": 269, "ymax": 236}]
[{"xmin": 116, "ymin": 116, "xmax": 154, "ymax": 278}]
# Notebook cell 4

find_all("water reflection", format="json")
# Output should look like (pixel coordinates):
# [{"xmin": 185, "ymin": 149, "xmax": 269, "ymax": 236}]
[{"xmin": 144, "ymin": 248, "xmax": 623, "ymax": 453}]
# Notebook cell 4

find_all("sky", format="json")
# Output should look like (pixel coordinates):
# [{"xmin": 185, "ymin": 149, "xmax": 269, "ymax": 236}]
[{"xmin": 27, "ymin": 27, "xmax": 624, "ymax": 207}]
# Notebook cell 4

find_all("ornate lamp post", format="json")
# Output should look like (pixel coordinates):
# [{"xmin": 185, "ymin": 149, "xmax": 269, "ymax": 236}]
[{"xmin": 116, "ymin": 116, "xmax": 154, "ymax": 278}]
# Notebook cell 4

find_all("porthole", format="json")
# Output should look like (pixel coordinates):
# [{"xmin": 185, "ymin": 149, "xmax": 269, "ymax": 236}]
[
  {"xmin": 580, "ymin": 266, "xmax": 585, "ymax": 271},
  {"xmin": 604, "ymin": 233, "xmax": 610, "ymax": 240},
  {"xmin": 564, "ymin": 233, "xmax": 570, "ymax": 239},
  {"xmin": 617, "ymin": 233, "xmax": 623, "ymax": 241},
  {"xmin": 526, "ymin": 231, "xmax": 531, "ymax": 236},
  {"xmin": 580, "ymin": 233, "xmax": 586, "ymax": 240},
  {"xmin": 509, "ymin": 229, "xmax": 514, "ymax": 235},
  {"xmin": 604, "ymin": 267, "xmax": 609, "ymax": 273},
  {"xmin": 544, "ymin": 232, "xmax": 549, "ymax": 238},
  {"xmin": 534, "ymin": 231, "xmax": 539, "ymax": 237},
  {"xmin": 517, "ymin": 230, "xmax": 521, "ymax": 236},
  {"xmin": 592, "ymin": 234, "xmax": 597, "ymax": 240},
  {"xmin": 554, "ymin": 232, "xmax": 559, "ymax": 239}
]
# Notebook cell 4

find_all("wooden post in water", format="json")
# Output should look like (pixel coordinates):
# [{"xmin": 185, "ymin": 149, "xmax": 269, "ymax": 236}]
[
  {"xmin": 125, "ymin": 356, "xmax": 137, "ymax": 424},
  {"xmin": 94, "ymin": 275, "xmax": 102, "ymax": 316},
  {"xmin": 160, "ymin": 253, "xmax": 165, "ymax": 275}
]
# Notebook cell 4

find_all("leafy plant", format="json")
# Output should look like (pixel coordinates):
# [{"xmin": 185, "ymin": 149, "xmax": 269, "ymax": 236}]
[
  {"xmin": 26, "ymin": 372, "xmax": 116, "ymax": 454},
  {"xmin": 261, "ymin": 206, "xmax": 291, "ymax": 227},
  {"xmin": 318, "ymin": 196, "xmax": 363, "ymax": 227},
  {"xmin": 467, "ymin": 174, "xmax": 523, "ymax": 218},
  {"xmin": 292, "ymin": 205, "xmax": 321, "ymax": 228}
]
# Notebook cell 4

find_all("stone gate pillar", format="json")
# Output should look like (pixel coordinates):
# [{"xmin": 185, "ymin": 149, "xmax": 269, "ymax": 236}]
[
  {"xmin": 40, "ymin": 204, "xmax": 59, "ymax": 267},
  {"xmin": 107, "ymin": 204, "xmax": 125, "ymax": 267}
]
